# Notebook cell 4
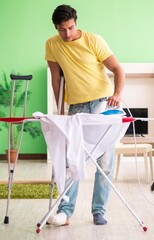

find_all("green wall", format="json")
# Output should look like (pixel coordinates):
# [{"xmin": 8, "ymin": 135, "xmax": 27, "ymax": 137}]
[{"xmin": 0, "ymin": 0, "xmax": 154, "ymax": 154}]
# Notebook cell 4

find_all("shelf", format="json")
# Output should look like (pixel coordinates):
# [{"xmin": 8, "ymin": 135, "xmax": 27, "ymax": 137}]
[
  {"xmin": 107, "ymin": 63, "xmax": 154, "ymax": 78},
  {"xmin": 108, "ymin": 73, "xmax": 154, "ymax": 78}
]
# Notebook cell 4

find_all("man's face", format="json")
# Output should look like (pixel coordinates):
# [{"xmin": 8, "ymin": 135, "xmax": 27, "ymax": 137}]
[{"xmin": 55, "ymin": 18, "xmax": 77, "ymax": 42}]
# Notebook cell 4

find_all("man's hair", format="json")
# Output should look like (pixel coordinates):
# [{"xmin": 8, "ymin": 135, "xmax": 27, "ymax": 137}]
[{"xmin": 52, "ymin": 5, "xmax": 77, "ymax": 25}]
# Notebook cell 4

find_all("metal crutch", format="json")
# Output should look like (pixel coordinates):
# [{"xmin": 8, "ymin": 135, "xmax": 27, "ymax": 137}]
[
  {"xmin": 4, "ymin": 74, "xmax": 32, "ymax": 224},
  {"xmin": 37, "ymin": 71, "xmax": 65, "ymax": 228}
]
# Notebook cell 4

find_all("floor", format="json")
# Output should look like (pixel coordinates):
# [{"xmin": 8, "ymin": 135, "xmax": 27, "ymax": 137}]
[{"xmin": 0, "ymin": 158, "xmax": 154, "ymax": 240}]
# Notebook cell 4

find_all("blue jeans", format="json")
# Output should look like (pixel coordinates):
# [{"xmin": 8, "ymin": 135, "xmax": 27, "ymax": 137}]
[{"xmin": 57, "ymin": 97, "xmax": 115, "ymax": 218}]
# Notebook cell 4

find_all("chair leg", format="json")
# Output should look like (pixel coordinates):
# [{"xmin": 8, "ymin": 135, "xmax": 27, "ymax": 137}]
[
  {"xmin": 144, "ymin": 152, "xmax": 149, "ymax": 183},
  {"xmin": 115, "ymin": 154, "xmax": 121, "ymax": 180},
  {"xmin": 149, "ymin": 151, "xmax": 153, "ymax": 180}
]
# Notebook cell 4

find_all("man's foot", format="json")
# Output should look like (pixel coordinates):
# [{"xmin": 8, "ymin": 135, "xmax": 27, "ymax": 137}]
[
  {"xmin": 93, "ymin": 213, "xmax": 107, "ymax": 225},
  {"xmin": 46, "ymin": 212, "xmax": 69, "ymax": 226}
]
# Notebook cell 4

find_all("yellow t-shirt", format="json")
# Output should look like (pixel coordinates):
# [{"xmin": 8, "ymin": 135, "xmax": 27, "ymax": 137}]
[{"xmin": 45, "ymin": 31, "xmax": 114, "ymax": 104}]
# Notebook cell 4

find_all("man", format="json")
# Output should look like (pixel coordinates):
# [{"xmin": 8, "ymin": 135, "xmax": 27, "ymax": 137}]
[{"xmin": 45, "ymin": 4, "xmax": 125, "ymax": 226}]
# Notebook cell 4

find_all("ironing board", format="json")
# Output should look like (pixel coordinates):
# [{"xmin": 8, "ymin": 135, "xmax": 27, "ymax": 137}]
[
  {"xmin": 0, "ymin": 113, "xmax": 150, "ymax": 233},
  {"xmin": 31, "ymin": 112, "xmax": 148, "ymax": 233}
]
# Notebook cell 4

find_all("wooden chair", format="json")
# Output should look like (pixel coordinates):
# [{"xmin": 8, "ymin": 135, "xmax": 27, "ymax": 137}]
[{"xmin": 115, "ymin": 143, "xmax": 153, "ymax": 183}]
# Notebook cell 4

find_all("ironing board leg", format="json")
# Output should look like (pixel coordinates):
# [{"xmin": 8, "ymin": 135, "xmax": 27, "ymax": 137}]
[
  {"xmin": 36, "ymin": 153, "xmax": 148, "ymax": 233},
  {"xmin": 87, "ymin": 150, "xmax": 148, "ymax": 232},
  {"xmin": 37, "ymin": 166, "xmax": 55, "ymax": 228},
  {"xmin": 36, "ymin": 152, "xmax": 148, "ymax": 233},
  {"xmin": 48, "ymin": 166, "xmax": 55, "ymax": 210},
  {"xmin": 36, "ymin": 180, "xmax": 74, "ymax": 233}
]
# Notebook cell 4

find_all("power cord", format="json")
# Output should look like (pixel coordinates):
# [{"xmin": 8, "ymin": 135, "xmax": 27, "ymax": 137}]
[{"xmin": 122, "ymin": 101, "xmax": 154, "ymax": 206}]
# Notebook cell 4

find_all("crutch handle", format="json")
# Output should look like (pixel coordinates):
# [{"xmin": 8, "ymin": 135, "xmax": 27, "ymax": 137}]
[{"xmin": 10, "ymin": 74, "xmax": 32, "ymax": 81}]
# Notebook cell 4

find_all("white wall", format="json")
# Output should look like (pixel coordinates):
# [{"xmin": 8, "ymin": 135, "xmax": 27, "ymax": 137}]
[{"xmin": 119, "ymin": 64, "xmax": 154, "ymax": 137}]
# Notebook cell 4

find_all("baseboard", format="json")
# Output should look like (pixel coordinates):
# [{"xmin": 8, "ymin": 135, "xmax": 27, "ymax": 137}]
[{"xmin": 0, "ymin": 153, "xmax": 47, "ymax": 160}]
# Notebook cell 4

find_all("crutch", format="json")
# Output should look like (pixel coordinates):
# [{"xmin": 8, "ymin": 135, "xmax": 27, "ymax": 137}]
[
  {"xmin": 37, "ymin": 71, "xmax": 65, "ymax": 228},
  {"xmin": 48, "ymin": 71, "xmax": 65, "ymax": 208},
  {"xmin": 3, "ymin": 74, "xmax": 32, "ymax": 224}
]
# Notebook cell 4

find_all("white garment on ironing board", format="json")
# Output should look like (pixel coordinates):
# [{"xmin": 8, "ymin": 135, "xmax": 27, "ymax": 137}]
[
  {"xmin": 33, "ymin": 112, "xmax": 129, "ymax": 198},
  {"xmin": 33, "ymin": 112, "xmax": 86, "ymax": 197}
]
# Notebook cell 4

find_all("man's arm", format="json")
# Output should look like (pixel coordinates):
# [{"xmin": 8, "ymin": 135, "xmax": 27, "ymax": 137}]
[
  {"xmin": 103, "ymin": 55, "xmax": 125, "ymax": 107},
  {"xmin": 47, "ymin": 61, "xmax": 64, "ymax": 114}
]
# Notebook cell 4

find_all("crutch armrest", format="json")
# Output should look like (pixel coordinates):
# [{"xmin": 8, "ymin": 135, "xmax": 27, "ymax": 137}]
[{"xmin": 10, "ymin": 74, "xmax": 32, "ymax": 81}]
